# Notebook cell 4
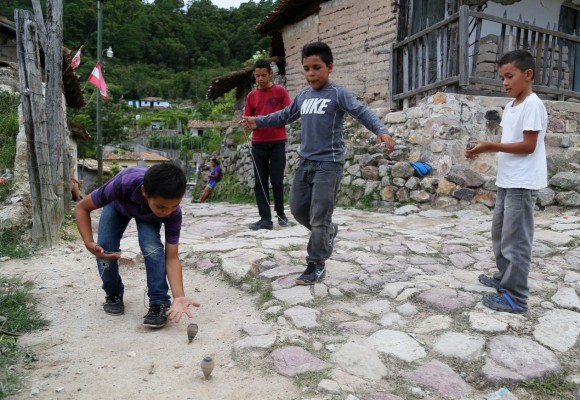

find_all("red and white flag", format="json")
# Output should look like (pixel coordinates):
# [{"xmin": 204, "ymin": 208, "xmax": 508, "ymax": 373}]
[
  {"xmin": 71, "ymin": 45, "xmax": 83, "ymax": 69},
  {"xmin": 88, "ymin": 62, "xmax": 108, "ymax": 100}
]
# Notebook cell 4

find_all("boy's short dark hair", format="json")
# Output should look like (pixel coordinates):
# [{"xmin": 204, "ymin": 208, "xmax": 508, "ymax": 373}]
[
  {"xmin": 498, "ymin": 50, "xmax": 535, "ymax": 78},
  {"xmin": 211, "ymin": 157, "xmax": 220, "ymax": 165},
  {"xmin": 302, "ymin": 42, "xmax": 333, "ymax": 65},
  {"xmin": 143, "ymin": 163, "xmax": 186, "ymax": 199},
  {"xmin": 253, "ymin": 59, "xmax": 271, "ymax": 72}
]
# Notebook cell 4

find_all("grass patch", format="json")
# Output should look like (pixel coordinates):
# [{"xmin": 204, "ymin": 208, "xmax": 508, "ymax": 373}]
[
  {"xmin": 60, "ymin": 212, "xmax": 79, "ymax": 242},
  {"xmin": 514, "ymin": 372, "xmax": 579, "ymax": 399},
  {"xmin": 293, "ymin": 370, "xmax": 331, "ymax": 394},
  {"xmin": 0, "ymin": 227, "xmax": 36, "ymax": 259},
  {"xmin": 239, "ymin": 275, "xmax": 273, "ymax": 306},
  {"xmin": 193, "ymin": 175, "xmax": 255, "ymax": 204},
  {"xmin": 0, "ymin": 276, "xmax": 49, "ymax": 397}
]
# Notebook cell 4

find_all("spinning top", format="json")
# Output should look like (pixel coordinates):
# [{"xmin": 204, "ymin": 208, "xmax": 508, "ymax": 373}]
[
  {"xmin": 187, "ymin": 323, "xmax": 199, "ymax": 343},
  {"xmin": 200, "ymin": 356, "xmax": 214, "ymax": 379}
]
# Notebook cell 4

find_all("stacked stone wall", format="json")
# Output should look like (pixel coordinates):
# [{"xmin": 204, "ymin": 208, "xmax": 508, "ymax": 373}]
[{"xmin": 213, "ymin": 92, "xmax": 580, "ymax": 211}]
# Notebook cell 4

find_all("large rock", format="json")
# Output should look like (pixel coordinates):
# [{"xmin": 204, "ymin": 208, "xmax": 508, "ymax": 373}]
[
  {"xmin": 445, "ymin": 165, "xmax": 485, "ymax": 188},
  {"xmin": 482, "ymin": 336, "xmax": 561, "ymax": 383},
  {"xmin": 367, "ymin": 330, "xmax": 426, "ymax": 362},
  {"xmin": 220, "ymin": 249, "xmax": 269, "ymax": 281},
  {"xmin": 533, "ymin": 309, "xmax": 580, "ymax": 352},
  {"xmin": 333, "ymin": 342, "xmax": 388, "ymax": 381},
  {"xmin": 283, "ymin": 306, "xmax": 320, "ymax": 329},
  {"xmin": 549, "ymin": 171, "xmax": 580, "ymax": 191},
  {"xmin": 272, "ymin": 286, "xmax": 314, "ymax": 306},
  {"xmin": 270, "ymin": 346, "xmax": 330, "ymax": 377},
  {"xmin": 391, "ymin": 162, "xmax": 415, "ymax": 179},
  {"xmin": 419, "ymin": 288, "xmax": 476, "ymax": 311},
  {"xmin": 433, "ymin": 332, "xmax": 485, "ymax": 361},
  {"xmin": 407, "ymin": 359, "xmax": 472, "ymax": 399}
]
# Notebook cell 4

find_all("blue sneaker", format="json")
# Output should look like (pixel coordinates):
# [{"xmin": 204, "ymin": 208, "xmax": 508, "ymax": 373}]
[{"xmin": 482, "ymin": 293, "xmax": 527, "ymax": 314}]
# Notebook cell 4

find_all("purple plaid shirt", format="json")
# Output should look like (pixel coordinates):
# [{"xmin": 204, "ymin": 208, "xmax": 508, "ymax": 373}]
[{"xmin": 90, "ymin": 167, "xmax": 182, "ymax": 244}]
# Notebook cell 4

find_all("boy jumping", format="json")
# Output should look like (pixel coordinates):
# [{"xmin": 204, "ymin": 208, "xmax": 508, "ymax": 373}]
[{"xmin": 242, "ymin": 42, "xmax": 393, "ymax": 285}]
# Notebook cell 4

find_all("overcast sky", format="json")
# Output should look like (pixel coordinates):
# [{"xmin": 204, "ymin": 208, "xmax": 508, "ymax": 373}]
[
  {"xmin": 209, "ymin": 0, "xmax": 249, "ymax": 8},
  {"xmin": 143, "ymin": 1, "xmax": 253, "ymax": 9}
]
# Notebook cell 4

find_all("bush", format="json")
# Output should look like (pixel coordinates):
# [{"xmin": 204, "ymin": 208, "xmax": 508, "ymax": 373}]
[{"xmin": 0, "ymin": 91, "xmax": 18, "ymax": 172}]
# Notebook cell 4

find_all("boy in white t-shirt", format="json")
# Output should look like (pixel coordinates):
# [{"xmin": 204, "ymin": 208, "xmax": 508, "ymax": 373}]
[{"xmin": 466, "ymin": 49, "xmax": 547, "ymax": 314}]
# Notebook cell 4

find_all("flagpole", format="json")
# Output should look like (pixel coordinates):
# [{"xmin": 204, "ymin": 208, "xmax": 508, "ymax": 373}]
[{"xmin": 96, "ymin": 0, "xmax": 103, "ymax": 185}]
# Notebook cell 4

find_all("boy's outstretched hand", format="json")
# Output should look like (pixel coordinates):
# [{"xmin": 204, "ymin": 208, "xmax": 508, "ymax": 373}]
[
  {"xmin": 376, "ymin": 133, "xmax": 395, "ymax": 154},
  {"xmin": 167, "ymin": 296, "xmax": 201, "ymax": 323},
  {"xmin": 240, "ymin": 117, "xmax": 257, "ymax": 131}
]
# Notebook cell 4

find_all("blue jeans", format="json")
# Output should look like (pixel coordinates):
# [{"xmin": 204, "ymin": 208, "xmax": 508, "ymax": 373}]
[
  {"xmin": 290, "ymin": 158, "xmax": 343, "ymax": 264},
  {"xmin": 97, "ymin": 205, "xmax": 170, "ymax": 306},
  {"xmin": 491, "ymin": 187, "xmax": 538, "ymax": 308}
]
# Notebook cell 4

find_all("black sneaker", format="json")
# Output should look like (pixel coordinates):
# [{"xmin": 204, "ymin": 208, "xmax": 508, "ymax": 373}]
[
  {"xmin": 249, "ymin": 219, "xmax": 273, "ymax": 230},
  {"xmin": 296, "ymin": 262, "xmax": 326, "ymax": 285},
  {"xmin": 277, "ymin": 214, "xmax": 289, "ymax": 227},
  {"xmin": 103, "ymin": 293, "xmax": 124, "ymax": 315},
  {"xmin": 143, "ymin": 304, "xmax": 169, "ymax": 328},
  {"xmin": 329, "ymin": 223, "xmax": 339, "ymax": 254}
]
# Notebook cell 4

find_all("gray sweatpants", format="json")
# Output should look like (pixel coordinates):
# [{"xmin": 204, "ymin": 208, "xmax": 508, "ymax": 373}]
[{"xmin": 491, "ymin": 187, "xmax": 538, "ymax": 308}]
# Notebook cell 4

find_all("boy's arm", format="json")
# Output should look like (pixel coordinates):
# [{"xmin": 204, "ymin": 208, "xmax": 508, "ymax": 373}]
[
  {"xmin": 465, "ymin": 131, "xmax": 539, "ymax": 159},
  {"xmin": 241, "ymin": 96, "xmax": 300, "ymax": 131},
  {"xmin": 74, "ymin": 196, "xmax": 120, "ymax": 260},
  {"xmin": 165, "ymin": 242, "xmax": 200, "ymax": 323},
  {"xmin": 339, "ymin": 89, "xmax": 394, "ymax": 153}
]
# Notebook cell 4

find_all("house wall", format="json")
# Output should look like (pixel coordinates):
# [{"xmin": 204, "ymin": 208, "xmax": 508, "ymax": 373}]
[
  {"xmin": 281, "ymin": 0, "xmax": 396, "ymax": 104},
  {"xmin": 0, "ymin": 31, "xmax": 17, "ymax": 62}
]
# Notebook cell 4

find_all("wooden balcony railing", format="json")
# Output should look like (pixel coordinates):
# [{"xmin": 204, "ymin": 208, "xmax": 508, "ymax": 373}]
[{"xmin": 389, "ymin": 5, "xmax": 580, "ymax": 107}]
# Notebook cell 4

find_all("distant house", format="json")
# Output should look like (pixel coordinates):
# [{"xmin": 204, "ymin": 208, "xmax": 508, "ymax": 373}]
[
  {"xmin": 103, "ymin": 150, "xmax": 169, "ymax": 169},
  {"xmin": 187, "ymin": 120, "xmax": 238, "ymax": 136},
  {"xmin": 127, "ymin": 97, "xmax": 172, "ymax": 108},
  {"xmin": 77, "ymin": 158, "xmax": 112, "ymax": 192}
]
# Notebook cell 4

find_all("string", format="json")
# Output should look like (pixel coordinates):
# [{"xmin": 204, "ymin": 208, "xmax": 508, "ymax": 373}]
[{"xmin": 95, "ymin": 245, "xmax": 165, "ymax": 308}]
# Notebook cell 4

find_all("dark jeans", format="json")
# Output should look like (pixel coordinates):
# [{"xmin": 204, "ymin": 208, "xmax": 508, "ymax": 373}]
[
  {"xmin": 252, "ymin": 141, "xmax": 287, "ymax": 221},
  {"xmin": 290, "ymin": 158, "xmax": 343, "ymax": 264},
  {"xmin": 97, "ymin": 205, "xmax": 170, "ymax": 306},
  {"xmin": 491, "ymin": 187, "xmax": 538, "ymax": 308}
]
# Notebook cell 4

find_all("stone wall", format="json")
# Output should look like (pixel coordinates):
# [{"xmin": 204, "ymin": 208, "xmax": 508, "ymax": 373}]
[
  {"xmin": 282, "ymin": 0, "xmax": 396, "ymax": 103},
  {"xmin": 213, "ymin": 92, "xmax": 580, "ymax": 211}
]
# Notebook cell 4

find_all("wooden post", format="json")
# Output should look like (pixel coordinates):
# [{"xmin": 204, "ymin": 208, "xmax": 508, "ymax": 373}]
[
  {"xmin": 15, "ymin": 9, "xmax": 59, "ymax": 246},
  {"xmin": 458, "ymin": 5, "xmax": 469, "ymax": 87}
]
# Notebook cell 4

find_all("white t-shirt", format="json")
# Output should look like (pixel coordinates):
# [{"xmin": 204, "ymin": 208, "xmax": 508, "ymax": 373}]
[{"xmin": 496, "ymin": 93, "xmax": 548, "ymax": 190}]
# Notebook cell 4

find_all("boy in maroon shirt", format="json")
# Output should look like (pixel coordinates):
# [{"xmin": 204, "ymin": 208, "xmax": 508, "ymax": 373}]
[{"xmin": 244, "ymin": 59, "xmax": 292, "ymax": 230}]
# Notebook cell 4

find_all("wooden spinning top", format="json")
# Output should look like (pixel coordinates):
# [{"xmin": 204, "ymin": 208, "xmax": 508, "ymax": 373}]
[
  {"xmin": 187, "ymin": 323, "xmax": 199, "ymax": 343},
  {"xmin": 200, "ymin": 356, "xmax": 214, "ymax": 379}
]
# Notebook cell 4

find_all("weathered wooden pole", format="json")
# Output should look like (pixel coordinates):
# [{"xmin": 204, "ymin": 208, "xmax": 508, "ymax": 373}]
[{"xmin": 14, "ymin": 9, "xmax": 59, "ymax": 246}]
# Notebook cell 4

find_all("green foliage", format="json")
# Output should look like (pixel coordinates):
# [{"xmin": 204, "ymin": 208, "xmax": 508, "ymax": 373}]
[
  {"xmin": 0, "ymin": 227, "xmax": 36, "ymax": 259},
  {"xmin": 0, "ymin": 276, "xmax": 49, "ymax": 397},
  {"xmin": 515, "ymin": 372, "xmax": 579, "ymax": 398},
  {"xmin": 0, "ymin": 91, "xmax": 18, "ymax": 172},
  {"xmin": 201, "ymin": 174, "xmax": 254, "ymax": 204},
  {"xmin": 1, "ymin": 0, "xmax": 275, "ymax": 103}
]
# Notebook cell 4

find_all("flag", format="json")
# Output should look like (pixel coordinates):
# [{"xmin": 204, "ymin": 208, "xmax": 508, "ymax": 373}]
[
  {"xmin": 88, "ymin": 62, "xmax": 108, "ymax": 100},
  {"xmin": 71, "ymin": 46, "xmax": 83, "ymax": 69}
]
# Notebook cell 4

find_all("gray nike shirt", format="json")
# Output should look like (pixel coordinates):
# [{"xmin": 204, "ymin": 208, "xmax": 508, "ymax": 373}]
[{"xmin": 255, "ymin": 82, "xmax": 390, "ymax": 164}]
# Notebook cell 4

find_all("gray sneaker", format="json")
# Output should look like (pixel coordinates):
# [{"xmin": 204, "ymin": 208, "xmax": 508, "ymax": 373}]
[
  {"xmin": 249, "ymin": 219, "xmax": 273, "ymax": 230},
  {"xmin": 295, "ymin": 262, "xmax": 326, "ymax": 285},
  {"xmin": 143, "ymin": 304, "xmax": 169, "ymax": 328},
  {"xmin": 103, "ymin": 293, "xmax": 124, "ymax": 315}
]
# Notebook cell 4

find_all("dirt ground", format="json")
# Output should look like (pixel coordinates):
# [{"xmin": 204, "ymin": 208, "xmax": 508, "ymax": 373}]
[{"xmin": 2, "ymin": 244, "xmax": 298, "ymax": 400}]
